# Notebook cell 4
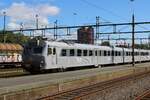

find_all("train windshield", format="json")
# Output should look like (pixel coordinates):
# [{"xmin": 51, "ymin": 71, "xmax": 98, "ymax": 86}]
[{"xmin": 33, "ymin": 47, "xmax": 43, "ymax": 54}]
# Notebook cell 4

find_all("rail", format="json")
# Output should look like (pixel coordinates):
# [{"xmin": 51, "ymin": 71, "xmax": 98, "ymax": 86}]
[
  {"xmin": 38, "ymin": 70, "xmax": 150, "ymax": 100},
  {"xmin": 135, "ymin": 89, "xmax": 150, "ymax": 100}
]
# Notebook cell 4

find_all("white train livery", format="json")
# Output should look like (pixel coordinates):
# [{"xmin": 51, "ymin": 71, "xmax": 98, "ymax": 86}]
[{"xmin": 22, "ymin": 38, "xmax": 150, "ymax": 73}]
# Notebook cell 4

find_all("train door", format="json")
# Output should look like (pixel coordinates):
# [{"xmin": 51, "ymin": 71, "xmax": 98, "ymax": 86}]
[
  {"xmin": 94, "ymin": 50, "xmax": 98, "ymax": 66},
  {"xmin": 111, "ymin": 47, "xmax": 115, "ymax": 64},
  {"xmin": 47, "ymin": 46, "xmax": 57, "ymax": 68},
  {"xmin": 89, "ymin": 50, "xmax": 94, "ymax": 65},
  {"xmin": 122, "ymin": 48, "xmax": 125, "ymax": 63}
]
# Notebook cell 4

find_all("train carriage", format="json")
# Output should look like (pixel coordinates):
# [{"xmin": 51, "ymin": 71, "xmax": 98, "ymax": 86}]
[
  {"xmin": 33, "ymin": 41, "xmax": 113, "ymax": 69},
  {"xmin": 23, "ymin": 38, "xmax": 150, "ymax": 73}
]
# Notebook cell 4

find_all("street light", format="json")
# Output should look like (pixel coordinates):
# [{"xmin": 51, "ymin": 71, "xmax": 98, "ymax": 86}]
[
  {"xmin": 35, "ymin": 14, "xmax": 39, "ymax": 29},
  {"xmin": 3, "ymin": 11, "xmax": 6, "ymax": 43},
  {"xmin": 54, "ymin": 20, "xmax": 58, "ymax": 39}
]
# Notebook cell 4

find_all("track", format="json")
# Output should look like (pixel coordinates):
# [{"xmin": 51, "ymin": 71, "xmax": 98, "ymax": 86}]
[
  {"xmin": 135, "ymin": 89, "xmax": 150, "ymax": 100},
  {"xmin": 0, "ymin": 68, "xmax": 30, "ymax": 78},
  {"xmin": 38, "ymin": 70, "xmax": 150, "ymax": 100}
]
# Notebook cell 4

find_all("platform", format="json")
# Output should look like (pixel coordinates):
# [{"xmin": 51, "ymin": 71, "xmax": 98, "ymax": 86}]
[{"xmin": 0, "ymin": 63, "xmax": 150, "ymax": 100}]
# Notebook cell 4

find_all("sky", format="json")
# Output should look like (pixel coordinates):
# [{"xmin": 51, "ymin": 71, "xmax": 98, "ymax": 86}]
[
  {"xmin": 0, "ymin": 0, "xmax": 150, "ymax": 28},
  {"xmin": 0, "ymin": 0, "xmax": 150, "ymax": 44}
]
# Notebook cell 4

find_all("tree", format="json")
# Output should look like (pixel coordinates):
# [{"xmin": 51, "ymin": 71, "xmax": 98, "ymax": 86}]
[
  {"xmin": 0, "ymin": 31, "xmax": 29, "ymax": 45},
  {"xmin": 101, "ymin": 41, "xmax": 110, "ymax": 46}
]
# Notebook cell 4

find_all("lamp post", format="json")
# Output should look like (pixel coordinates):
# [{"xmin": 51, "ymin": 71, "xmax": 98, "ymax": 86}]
[
  {"xmin": 35, "ymin": 14, "xmax": 39, "ymax": 29},
  {"xmin": 3, "ymin": 11, "xmax": 6, "ymax": 43},
  {"xmin": 54, "ymin": 20, "xmax": 58, "ymax": 39}
]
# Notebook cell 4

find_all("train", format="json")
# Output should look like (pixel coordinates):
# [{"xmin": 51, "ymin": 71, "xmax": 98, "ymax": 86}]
[
  {"xmin": 22, "ymin": 37, "xmax": 150, "ymax": 73},
  {"xmin": 0, "ymin": 43, "xmax": 23, "ymax": 67}
]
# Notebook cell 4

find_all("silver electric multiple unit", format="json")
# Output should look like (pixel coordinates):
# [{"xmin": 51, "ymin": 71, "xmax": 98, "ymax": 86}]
[{"xmin": 23, "ymin": 39, "xmax": 150, "ymax": 73}]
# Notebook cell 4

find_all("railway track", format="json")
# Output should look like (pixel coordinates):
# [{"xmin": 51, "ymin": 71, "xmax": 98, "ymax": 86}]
[
  {"xmin": 0, "ymin": 68, "xmax": 30, "ymax": 78},
  {"xmin": 135, "ymin": 89, "xmax": 150, "ymax": 100},
  {"xmin": 38, "ymin": 70, "xmax": 150, "ymax": 100}
]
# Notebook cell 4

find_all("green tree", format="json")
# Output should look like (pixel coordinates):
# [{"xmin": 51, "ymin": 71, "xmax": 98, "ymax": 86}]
[
  {"xmin": 0, "ymin": 31, "xmax": 29, "ymax": 45},
  {"xmin": 101, "ymin": 41, "xmax": 110, "ymax": 46}
]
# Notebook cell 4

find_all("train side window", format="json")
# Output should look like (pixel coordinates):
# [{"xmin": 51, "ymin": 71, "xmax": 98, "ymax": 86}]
[
  {"xmin": 118, "ymin": 52, "xmax": 121, "ymax": 56},
  {"xmin": 48, "ymin": 48, "xmax": 52, "ymax": 55},
  {"xmin": 61, "ymin": 49, "xmax": 67, "ymax": 56},
  {"xmin": 95, "ymin": 51, "xmax": 97, "ymax": 56},
  {"xmin": 128, "ymin": 52, "xmax": 129, "ymax": 56},
  {"xmin": 83, "ymin": 50, "xmax": 88, "ymax": 56},
  {"xmin": 137, "ymin": 52, "xmax": 138, "ymax": 56},
  {"xmin": 70, "ymin": 49, "xmax": 75, "ymax": 56},
  {"xmin": 89, "ymin": 50, "xmax": 93, "ymax": 56},
  {"xmin": 108, "ymin": 51, "xmax": 110, "ymax": 56},
  {"xmin": 53, "ymin": 48, "xmax": 56, "ymax": 55},
  {"xmin": 111, "ymin": 51, "xmax": 114, "ymax": 56},
  {"xmin": 136, "ymin": 52, "xmax": 138, "ymax": 56},
  {"xmin": 99, "ymin": 51, "xmax": 101, "ymax": 56},
  {"xmin": 115, "ymin": 51, "xmax": 117, "ymax": 56},
  {"xmin": 104, "ymin": 51, "xmax": 107, "ymax": 56},
  {"xmin": 77, "ymin": 49, "xmax": 82, "ymax": 56}
]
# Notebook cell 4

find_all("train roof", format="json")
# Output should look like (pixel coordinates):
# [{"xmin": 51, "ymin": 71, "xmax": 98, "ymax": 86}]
[
  {"xmin": 45, "ymin": 40, "xmax": 150, "ymax": 52},
  {"xmin": 45, "ymin": 41, "xmax": 112, "ymax": 50}
]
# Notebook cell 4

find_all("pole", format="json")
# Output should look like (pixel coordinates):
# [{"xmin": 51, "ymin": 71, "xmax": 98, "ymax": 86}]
[
  {"xmin": 132, "ymin": 14, "xmax": 135, "ymax": 66},
  {"xmin": 3, "ymin": 11, "xmax": 6, "ymax": 43},
  {"xmin": 54, "ymin": 20, "xmax": 58, "ymax": 39},
  {"xmin": 36, "ymin": 14, "xmax": 39, "ymax": 29},
  {"xmin": 96, "ymin": 16, "xmax": 100, "ymax": 42}
]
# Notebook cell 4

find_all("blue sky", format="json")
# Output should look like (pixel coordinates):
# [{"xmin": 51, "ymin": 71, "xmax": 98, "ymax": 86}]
[
  {"xmin": 0, "ymin": 0, "xmax": 150, "ymax": 28},
  {"xmin": 0, "ymin": 0, "xmax": 150, "ymax": 44}
]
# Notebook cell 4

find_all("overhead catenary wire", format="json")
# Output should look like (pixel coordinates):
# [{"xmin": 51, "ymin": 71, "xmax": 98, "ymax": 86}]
[{"xmin": 80, "ymin": 0, "xmax": 128, "ymax": 22}]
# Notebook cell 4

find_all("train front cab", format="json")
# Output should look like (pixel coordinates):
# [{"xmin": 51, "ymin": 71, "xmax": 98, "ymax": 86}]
[{"xmin": 23, "ymin": 43, "xmax": 46, "ymax": 73}]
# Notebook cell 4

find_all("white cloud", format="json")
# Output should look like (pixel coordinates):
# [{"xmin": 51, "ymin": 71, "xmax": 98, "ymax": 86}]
[
  {"xmin": 7, "ymin": 22, "xmax": 20, "ymax": 30},
  {"xmin": 1, "ymin": 2, "xmax": 60, "ymax": 29}
]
